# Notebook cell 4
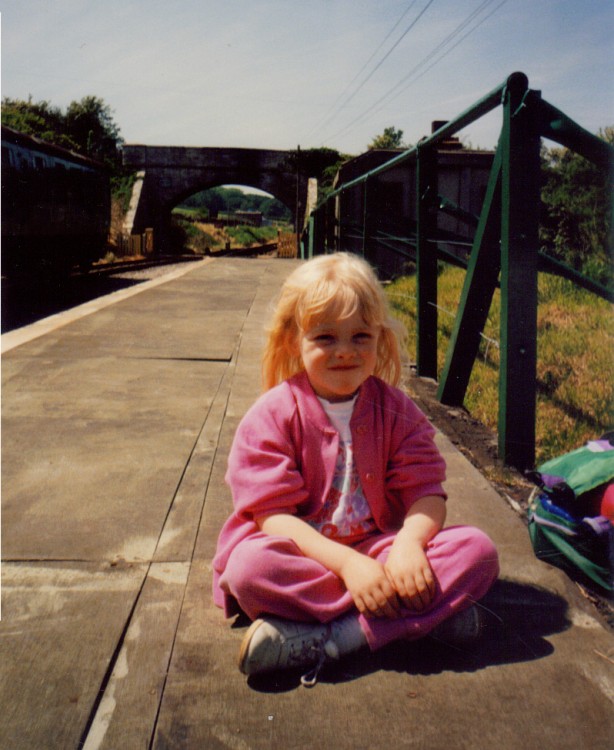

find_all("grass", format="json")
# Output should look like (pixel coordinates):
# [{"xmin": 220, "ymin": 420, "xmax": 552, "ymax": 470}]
[
  {"xmin": 111, "ymin": 172, "xmax": 137, "ymax": 213},
  {"xmin": 173, "ymin": 218, "xmax": 221, "ymax": 253},
  {"xmin": 387, "ymin": 266, "xmax": 613, "ymax": 465},
  {"xmin": 225, "ymin": 224, "xmax": 279, "ymax": 246},
  {"xmin": 171, "ymin": 209, "xmax": 283, "ymax": 251},
  {"xmin": 172, "ymin": 206, "xmax": 209, "ymax": 222}
]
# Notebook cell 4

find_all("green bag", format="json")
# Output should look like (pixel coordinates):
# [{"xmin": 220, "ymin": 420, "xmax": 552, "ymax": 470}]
[
  {"xmin": 533, "ymin": 437, "xmax": 614, "ymax": 500},
  {"xmin": 528, "ymin": 490, "xmax": 612, "ymax": 592},
  {"xmin": 527, "ymin": 437, "xmax": 614, "ymax": 593}
]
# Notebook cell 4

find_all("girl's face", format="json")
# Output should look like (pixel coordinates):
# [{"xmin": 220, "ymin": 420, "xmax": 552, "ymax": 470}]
[{"xmin": 298, "ymin": 309, "xmax": 380, "ymax": 402}]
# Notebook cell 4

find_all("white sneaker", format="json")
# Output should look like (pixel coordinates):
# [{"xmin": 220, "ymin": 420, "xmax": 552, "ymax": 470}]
[
  {"xmin": 429, "ymin": 605, "xmax": 483, "ymax": 644},
  {"xmin": 238, "ymin": 613, "xmax": 366, "ymax": 683}
]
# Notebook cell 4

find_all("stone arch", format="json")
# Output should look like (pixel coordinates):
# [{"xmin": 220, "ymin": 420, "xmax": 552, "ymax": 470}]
[{"xmin": 122, "ymin": 145, "xmax": 308, "ymax": 251}]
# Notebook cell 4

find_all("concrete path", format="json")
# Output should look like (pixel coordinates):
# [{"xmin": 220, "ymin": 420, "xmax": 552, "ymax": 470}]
[{"xmin": 1, "ymin": 257, "xmax": 612, "ymax": 749}]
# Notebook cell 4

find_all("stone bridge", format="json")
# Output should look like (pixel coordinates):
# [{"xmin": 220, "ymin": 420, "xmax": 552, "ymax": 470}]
[{"xmin": 122, "ymin": 145, "xmax": 311, "ymax": 252}]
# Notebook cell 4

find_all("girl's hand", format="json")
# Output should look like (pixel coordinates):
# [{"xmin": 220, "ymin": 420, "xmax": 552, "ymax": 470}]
[
  {"xmin": 339, "ymin": 552, "xmax": 402, "ymax": 619},
  {"xmin": 384, "ymin": 536, "xmax": 436, "ymax": 612},
  {"xmin": 258, "ymin": 513, "xmax": 400, "ymax": 618},
  {"xmin": 383, "ymin": 495, "xmax": 444, "ymax": 611}
]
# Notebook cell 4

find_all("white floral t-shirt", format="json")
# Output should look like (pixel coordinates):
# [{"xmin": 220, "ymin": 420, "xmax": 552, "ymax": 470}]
[{"xmin": 307, "ymin": 396, "xmax": 376, "ymax": 544}]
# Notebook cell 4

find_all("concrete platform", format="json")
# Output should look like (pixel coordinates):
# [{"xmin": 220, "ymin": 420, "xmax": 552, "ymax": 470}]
[{"xmin": 1, "ymin": 257, "xmax": 612, "ymax": 749}]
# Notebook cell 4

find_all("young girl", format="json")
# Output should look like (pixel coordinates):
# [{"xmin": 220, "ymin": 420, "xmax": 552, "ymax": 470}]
[{"xmin": 213, "ymin": 252, "xmax": 499, "ymax": 684}]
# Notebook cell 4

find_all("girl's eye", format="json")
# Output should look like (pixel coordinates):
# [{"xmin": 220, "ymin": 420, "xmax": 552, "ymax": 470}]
[
  {"xmin": 354, "ymin": 332, "xmax": 373, "ymax": 342},
  {"xmin": 314, "ymin": 334, "xmax": 335, "ymax": 343}
]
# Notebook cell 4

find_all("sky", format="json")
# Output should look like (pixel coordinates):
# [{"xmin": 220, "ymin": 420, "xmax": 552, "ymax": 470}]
[{"xmin": 2, "ymin": 0, "xmax": 613, "ymax": 163}]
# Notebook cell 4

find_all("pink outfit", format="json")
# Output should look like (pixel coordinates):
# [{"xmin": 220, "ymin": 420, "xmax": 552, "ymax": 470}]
[{"xmin": 213, "ymin": 372, "xmax": 499, "ymax": 650}]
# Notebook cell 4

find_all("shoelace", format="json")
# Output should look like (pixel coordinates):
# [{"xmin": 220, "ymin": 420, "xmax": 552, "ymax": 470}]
[
  {"xmin": 300, "ymin": 650, "xmax": 327, "ymax": 688},
  {"xmin": 298, "ymin": 627, "xmax": 339, "ymax": 688}
]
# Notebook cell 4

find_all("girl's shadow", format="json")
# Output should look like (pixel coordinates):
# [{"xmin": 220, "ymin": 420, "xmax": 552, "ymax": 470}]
[{"xmin": 247, "ymin": 579, "xmax": 571, "ymax": 692}]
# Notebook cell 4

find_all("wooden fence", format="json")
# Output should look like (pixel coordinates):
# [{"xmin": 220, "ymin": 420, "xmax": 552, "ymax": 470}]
[
  {"xmin": 115, "ymin": 228, "xmax": 155, "ymax": 258},
  {"xmin": 277, "ymin": 233, "xmax": 298, "ymax": 258}
]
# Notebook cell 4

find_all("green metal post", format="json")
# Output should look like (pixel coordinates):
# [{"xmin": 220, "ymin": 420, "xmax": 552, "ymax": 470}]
[
  {"xmin": 337, "ymin": 191, "xmax": 346, "ymax": 254},
  {"xmin": 499, "ymin": 72, "xmax": 540, "ymax": 470},
  {"xmin": 314, "ymin": 208, "xmax": 320, "ymax": 256},
  {"xmin": 361, "ymin": 178, "xmax": 368, "ymax": 257},
  {"xmin": 310, "ymin": 205, "xmax": 321, "ymax": 256},
  {"xmin": 317, "ymin": 205, "xmax": 326, "ymax": 256},
  {"xmin": 325, "ymin": 199, "xmax": 336, "ymax": 253},
  {"xmin": 307, "ymin": 215, "xmax": 315, "ymax": 259},
  {"xmin": 416, "ymin": 144, "xmax": 438, "ymax": 378},
  {"xmin": 362, "ymin": 178, "xmax": 376, "ymax": 267},
  {"xmin": 437, "ymin": 145, "xmax": 502, "ymax": 405}
]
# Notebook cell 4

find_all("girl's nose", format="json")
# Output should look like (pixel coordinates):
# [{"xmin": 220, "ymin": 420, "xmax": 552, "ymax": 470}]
[{"xmin": 335, "ymin": 339, "xmax": 355, "ymax": 357}]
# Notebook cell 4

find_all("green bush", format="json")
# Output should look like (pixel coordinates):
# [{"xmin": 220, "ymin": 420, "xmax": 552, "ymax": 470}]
[{"xmin": 225, "ymin": 225, "xmax": 278, "ymax": 246}]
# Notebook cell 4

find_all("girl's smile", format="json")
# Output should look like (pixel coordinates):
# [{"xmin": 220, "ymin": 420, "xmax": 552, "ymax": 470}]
[{"xmin": 298, "ymin": 310, "xmax": 380, "ymax": 402}]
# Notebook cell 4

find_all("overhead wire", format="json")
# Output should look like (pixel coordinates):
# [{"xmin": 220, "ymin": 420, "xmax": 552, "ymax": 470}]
[
  {"xmin": 320, "ymin": 0, "xmax": 500, "ymax": 144},
  {"xmin": 366, "ymin": 0, "xmax": 509, "ymax": 120},
  {"xmin": 303, "ymin": 0, "xmax": 434, "ymax": 142},
  {"xmin": 333, "ymin": 0, "xmax": 436, "ymax": 109},
  {"xmin": 319, "ymin": 0, "xmax": 508, "ymax": 147},
  {"xmin": 325, "ymin": 1, "xmax": 420, "ymax": 110}
]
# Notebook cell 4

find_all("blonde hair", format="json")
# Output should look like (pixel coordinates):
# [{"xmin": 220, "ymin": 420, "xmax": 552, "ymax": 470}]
[{"xmin": 262, "ymin": 252, "xmax": 407, "ymax": 390}]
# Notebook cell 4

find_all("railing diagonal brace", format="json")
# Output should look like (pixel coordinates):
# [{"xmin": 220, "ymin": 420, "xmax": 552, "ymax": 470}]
[{"xmin": 437, "ymin": 144, "xmax": 503, "ymax": 406}]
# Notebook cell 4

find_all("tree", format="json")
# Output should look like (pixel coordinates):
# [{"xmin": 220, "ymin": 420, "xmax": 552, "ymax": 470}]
[
  {"xmin": 368, "ymin": 126, "xmax": 407, "ymax": 150},
  {"xmin": 2, "ymin": 96, "xmax": 77, "ymax": 150},
  {"xmin": 179, "ymin": 187, "xmax": 291, "ymax": 222},
  {"xmin": 2, "ymin": 95, "xmax": 123, "ymax": 170},
  {"xmin": 2, "ymin": 95, "xmax": 131, "ymax": 203},
  {"xmin": 540, "ymin": 126, "xmax": 613, "ymax": 284},
  {"xmin": 284, "ymin": 147, "xmax": 350, "ymax": 205},
  {"xmin": 64, "ymin": 96, "xmax": 123, "ymax": 168}
]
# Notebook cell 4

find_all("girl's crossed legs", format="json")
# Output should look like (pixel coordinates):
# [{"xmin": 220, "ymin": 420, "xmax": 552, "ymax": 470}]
[{"xmin": 220, "ymin": 525, "xmax": 499, "ymax": 651}]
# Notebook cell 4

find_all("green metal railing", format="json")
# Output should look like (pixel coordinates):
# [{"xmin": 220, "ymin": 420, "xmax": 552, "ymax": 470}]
[{"xmin": 303, "ymin": 72, "xmax": 613, "ymax": 471}]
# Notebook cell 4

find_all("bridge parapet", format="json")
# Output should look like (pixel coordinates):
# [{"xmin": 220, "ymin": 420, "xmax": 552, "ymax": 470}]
[{"xmin": 122, "ymin": 145, "xmax": 309, "ymax": 251}]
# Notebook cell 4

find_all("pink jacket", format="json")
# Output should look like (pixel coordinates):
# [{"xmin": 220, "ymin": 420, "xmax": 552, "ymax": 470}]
[{"xmin": 212, "ymin": 371, "xmax": 446, "ymax": 613}]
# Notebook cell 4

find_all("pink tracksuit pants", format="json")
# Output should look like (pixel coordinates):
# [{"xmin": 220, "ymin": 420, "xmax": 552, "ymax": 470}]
[{"xmin": 219, "ymin": 525, "xmax": 499, "ymax": 650}]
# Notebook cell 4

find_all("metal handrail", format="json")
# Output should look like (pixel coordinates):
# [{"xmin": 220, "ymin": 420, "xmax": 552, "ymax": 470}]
[
  {"xmin": 329, "ymin": 72, "xmax": 527, "ymax": 198},
  {"xmin": 305, "ymin": 71, "xmax": 613, "ymax": 470}
]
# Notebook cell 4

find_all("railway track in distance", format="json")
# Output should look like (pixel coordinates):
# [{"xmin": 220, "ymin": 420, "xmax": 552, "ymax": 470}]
[
  {"xmin": 1, "ymin": 255, "xmax": 206, "ymax": 333},
  {"xmin": 78, "ymin": 254, "xmax": 205, "ymax": 279}
]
